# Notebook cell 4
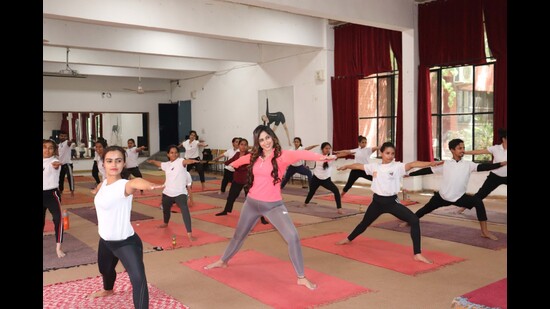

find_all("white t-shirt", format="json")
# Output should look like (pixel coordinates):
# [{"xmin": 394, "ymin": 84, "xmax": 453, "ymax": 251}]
[
  {"xmin": 312, "ymin": 159, "xmax": 334, "ymax": 180},
  {"xmin": 182, "ymin": 140, "xmax": 200, "ymax": 158},
  {"xmin": 290, "ymin": 146, "xmax": 305, "ymax": 167},
  {"xmin": 97, "ymin": 159, "xmax": 106, "ymax": 179},
  {"xmin": 431, "ymin": 159, "xmax": 478, "ymax": 202},
  {"xmin": 126, "ymin": 147, "xmax": 140, "ymax": 168},
  {"xmin": 487, "ymin": 144, "xmax": 507, "ymax": 177},
  {"xmin": 43, "ymin": 157, "xmax": 60, "ymax": 190},
  {"xmin": 363, "ymin": 161, "xmax": 406, "ymax": 196},
  {"xmin": 161, "ymin": 158, "xmax": 193, "ymax": 197},
  {"xmin": 58, "ymin": 140, "xmax": 72, "ymax": 164},
  {"xmin": 352, "ymin": 147, "xmax": 373, "ymax": 164},
  {"xmin": 223, "ymin": 148, "xmax": 238, "ymax": 171},
  {"xmin": 94, "ymin": 179, "xmax": 134, "ymax": 241}
]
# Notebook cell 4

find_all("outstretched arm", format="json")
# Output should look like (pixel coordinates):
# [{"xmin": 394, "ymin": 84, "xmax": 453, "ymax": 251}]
[
  {"xmin": 337, "ymin": 163, "xmax": 365, "ymax": 171},
  {"xmin": 408, "ymin": 166, "xmax": 435, "ymax": 176},
  {"xmin": 464, "ymin": 149, "xmax": 491, "ymax": 155},
  {"xmin": 370, "ymin": 146, "xmax": 380, "ymax": 153},
  {"xmin": 135, "ymin": 146, "xmax": 147, "ymax": 153},
  {"xmin": 125, "ymin": 178, "xmax": 164, "ymax": 196},
  {"xmin": 405, "ymin": 160, "xmax": 443, "ymax": 172},
  {"xmin": 303, "ymin": 144, "xmax": 319, "ymax": 151},
  {"xmin": 147, "ymin": 159, "xmax": 162, "ymax": 167},
  {"xmin": 477, "ymin": 161, "xmax": 506, "ymax": 172}
]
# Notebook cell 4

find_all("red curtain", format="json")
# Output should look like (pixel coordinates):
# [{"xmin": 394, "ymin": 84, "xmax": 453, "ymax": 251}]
[
  {"xmin": 331, "ymin": 76, "xmax": 359, "ymax": 151},
  {"xmin": 60, "ymin": 112, "xmax": 69, "ymax": 134},
  {"xmin": 81, "ymin": 113, "xmax": 89, "ymax": 144},
  {"xmin": 417, "ymin": 0, "xmax": 486, "ymax": 160},
  {"xmin": 483, "ymin": 0, "xmax": 507, "ymax": 143},
  {"xmin": 333, "ymin": 24, "xmax": 393, "ymax": 151},
  {"xmin": 71, "ymin": 113, "xmax": 78, "ymax": 142},
  {"xmin": 389, "ymin": 31, "xmax": 403, "ymax": 161}
]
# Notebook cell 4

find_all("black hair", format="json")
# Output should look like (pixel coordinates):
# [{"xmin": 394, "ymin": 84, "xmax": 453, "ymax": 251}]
[
  {"xmin": 166, "ymin": 144, "xmax": 179, "ymax": 153},
  {"xmin": 320, "ymin": 142, "xmax": 332, "ymax": 169},
  {"xmin": 103, "ymin": 145, "xmax": 126, "ymax": 163},
  {"xmin": 294, "ymin": 137, "xmax": 303, "ymax": 146},
  {"xmin": 498, "ymin": 128, "xmax": 507, "ymax": 141},
  {"xmin": 380, "ymin": 142, "xmax": 395, "ymax": 153},
  {"xmin": 358, "ymin": 135, "xmax": 367, "ymax": 143},
  {"xmin": 448, "ymin": 138, "xmax": 464, "ymax": 150},
  {"xmin": 232, "ymin": 137, "xmax": 241, "ymax": 144},
  {"xmin": 247, "ymin": 125, "xmax": 282, "ymax": 189}
]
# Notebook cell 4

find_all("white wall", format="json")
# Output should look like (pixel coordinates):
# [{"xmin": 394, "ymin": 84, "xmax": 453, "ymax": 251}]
[
  {"xmin": 43, "ymin": 75, "xmax": 170, "ymax": 155},
  {"xmin": 101, "ymin": 113, "xmax": 143, "ymax": 147},
  {"xmin": 42, "ymin": 112, "xmax": 62, "ymax": 139}
]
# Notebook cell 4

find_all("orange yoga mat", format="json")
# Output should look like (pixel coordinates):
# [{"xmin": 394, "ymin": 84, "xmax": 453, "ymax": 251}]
[
  {"xmin": 60, "ymin": 192, "xmax": 95, "ymax": 205},
  {"xmin": 131, "ymin": 219, "xmax": 228, "ymax": 250},
  {"xmin": 43, "ymin": 220, "xmax": 55, "ymax": 234},
  {"xmin": 316, "ymin": 193, "xmax": 418, "ymax": 206},
  {"xmin": 192, "ymin": 211, "xmax": 301, "ymax": 233},
  {"xmin": 43, "ymin": 271, "xmax": 189, "ymax": 309},
  {"xmin": 301, "ymin": 232, "xmax": 465, "ymax": 276},
  {"xmin": 136, "ymin": 198, "xmax": 218, "ymax": 213},
  {"xmin": 183, "ymin": 250, "xmax": 371, "ymax": 309}
]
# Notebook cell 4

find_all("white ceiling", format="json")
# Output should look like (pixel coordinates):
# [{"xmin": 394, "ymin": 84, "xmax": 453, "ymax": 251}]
[{"xmin": 43, "ymin": 0, "xmax": 416, "ymax": 82}]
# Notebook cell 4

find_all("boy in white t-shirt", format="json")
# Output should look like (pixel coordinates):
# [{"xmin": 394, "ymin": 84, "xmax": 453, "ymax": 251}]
[{"xmin": 121, "ymin": 138, "xmax": 146, "ymax": 181}]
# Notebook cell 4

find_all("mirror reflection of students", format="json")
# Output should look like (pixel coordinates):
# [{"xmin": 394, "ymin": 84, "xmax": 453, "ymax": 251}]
[
  {"xmin": 178, "ymin": 130, "xmax": 208, "ymax": 191},
  {"xmin": 43, "ymin": 139, "xmax": 66, "ymax": 258},
  {"xmin": 261, "ymin": 98, "xmax": 292, "ymax": 146},
  {"xmin": 57, "ymin": 131, "xmax": 75, "ymax": 197}
]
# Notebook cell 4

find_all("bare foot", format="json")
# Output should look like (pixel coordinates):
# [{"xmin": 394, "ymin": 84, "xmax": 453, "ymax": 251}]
[
  {"xmin": 88, "ymin": 290, "xmax": 114, "ymax": 298},
  {"xmin": 340, "ymin": 191, "xmax": 346, "ymax": 197},
  {"xmin": 413, "ymin": 253, "xmax": 433, "ymax": 264},
  {"xmin": 297, "ymin": 277, "xmax": 317, "ymax": 290},
  {"xmin": 204, "ymin": 259, "xmax": 227, "ymax": 270},
  {"xmin": 201, "ymin": 183, "xmax": 206, "ymax": 191},
  {"xmin": 187, "ymin": 233, "xmax": 197, "ymax": 242},
  {"xmin": 70, "ymin": 191, "xmax": 75, "ymax": 197},
  {"xmin": 398, "ymin": 221, "xmax": 409, "ymax": 228},
  {"xmin": 301, "ymin": 203, "xmax": 308, "ymax": 208},
  {"xmin": 455, "ymin": 207, "xmax": 466, "ymax": 215},
  {"xmin": 217, "ymin": 191, "xmax": 223, "ymax": 195},
  {"xmin": 336, "ymin": 238, "xmax": 350, "ymax": 245},
  {"xmin": 481, "ymin": 232, "xmax": 498, "ymax": 240},
  {"xmin": 337, "ymin": 208, "xmax": 343, "ymax": 214},
  {"xmin": 157, "ymin": 223, "xmax": 168, "ymax": 228},
  {"xmin": 56, "ymin": 249, "xmax": 66, "ymax": 258}
]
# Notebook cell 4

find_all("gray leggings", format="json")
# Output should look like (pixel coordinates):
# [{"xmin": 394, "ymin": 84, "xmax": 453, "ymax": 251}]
[
  {"xmin": 221, "ymin": 196, "xmax": 305, "ymax": 277},
  {"xmin": 162, "ymin": 194, "xmax": 192, "ymax": 232}
]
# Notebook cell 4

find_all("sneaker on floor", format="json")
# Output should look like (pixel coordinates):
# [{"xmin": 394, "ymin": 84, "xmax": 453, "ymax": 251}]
[{"xmin": 215, "ymin": 211, "xmax": 228, "ymax": 216}]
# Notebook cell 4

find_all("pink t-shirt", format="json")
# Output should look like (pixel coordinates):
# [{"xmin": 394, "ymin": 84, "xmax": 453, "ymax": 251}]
[{"xmin": 231, "ymin": 150, "xmax": 328, "ymax": 202}]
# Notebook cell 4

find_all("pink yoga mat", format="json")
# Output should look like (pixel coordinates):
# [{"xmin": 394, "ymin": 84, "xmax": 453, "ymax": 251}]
[
  {"xmin": 44, "ymin": 220, "xmax": 55, "ymax": 234},
  {"xmin": 452, "ymin": 278, "xmax": 507, "ymax": 309},
  {"xmin": 132, "ymin": 219, "xmax": 228, "ymax": 250},
  {"xmin": 192, "ymin": 211, "xmax": 301, "ymax": 233},
  {"xmin": 183, "ymin": 250, "xmax": 371, "ymax": 309},
  {"xmin": 136, "ymin": 198, "xmax": 218, "ymax": 213},
  {"xmin": 301, "ymin": 232, "xmax": 465, "ymax": 276},
  {"xmin": 43, "ymin": 271, "xmax": 189, "ymax": 309},
  {"xmin": 316, "ymin": 194, "xmax": 418, "ymax": 206}
]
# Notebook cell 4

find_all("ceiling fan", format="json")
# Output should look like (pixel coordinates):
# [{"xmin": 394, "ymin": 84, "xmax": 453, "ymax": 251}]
[
  {"xmin": 123, "ymin": 58, "xmax": 166, "ymax": 94},
  {"xmin": 43, "ymin": 47, "xmax": 86, "ymax": 78}
]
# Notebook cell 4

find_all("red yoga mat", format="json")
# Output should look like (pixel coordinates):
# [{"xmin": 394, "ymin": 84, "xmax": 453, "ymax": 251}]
[
  {"xmin": 44, "ymin": 220, "xmax": 55, "ymax": 234},
  {"xmin": 60, "ymin": 192, "xmax": 95, "ymax": 205},
  {"xmin": 131, "ymin": 219, "xmax": 228, "ymax": 250},
  {"xmin": 316, "ymin": 193, "xmax": 418, "ymax": 206},
  {"xmin": 301, "ymin": 232, "xmax": 465, "ymax": 276},
  {"xmin": 183, "ymin": 250, "xmax": 371, "ymax": 309},
  {"xmin": 451, "ymin": 278, "xmax": 507, "ymax": 309},
  {"xmin": 192, "ymin": 211, "xmax": 301, "ymax": 233},
  {"xmin": 43, "ymin": 271, "xmax": 189, "ymax": 309},
  {"xmin": 136, "ymin": 198, "xmax": 218, "ymax": 213}
]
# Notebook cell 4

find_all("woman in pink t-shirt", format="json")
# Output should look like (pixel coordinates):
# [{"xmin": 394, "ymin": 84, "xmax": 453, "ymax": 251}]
[{"xmin": 205, "ymin": 125, "xmax": 336, "ymax": 290}]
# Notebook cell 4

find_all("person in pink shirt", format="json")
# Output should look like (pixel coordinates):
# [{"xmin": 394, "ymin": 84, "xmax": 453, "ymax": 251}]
[{"xmin": 204, "ymin": 125, "xmax": 336, "ymax": 290}]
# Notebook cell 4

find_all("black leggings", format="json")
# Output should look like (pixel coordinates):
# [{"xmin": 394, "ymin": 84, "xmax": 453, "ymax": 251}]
[
  {"xmin": 43, "ymin": 189, "xmax": 63, "ymax": 243},
  {"xmin": 415, "ymin": 192, "xmax": 488, "ymax": 221},
  {"xmin": 92, "ymin": 161, "xmax": 101, "ymax": 184},
  {"xmin": 186, "ymin": 157, "xmax": 205, "ymax": 183},
  {"xmin": 59, "ymin": 163, "xmax": 74, "ymax": 193},
  {"xmin": 304, "ymin": 175, "xmax": 342, "ymax": 209},
  {"xmin": 98, "ymin": 233, "xmax": 148, "ymax": 309},
  {"xmin": 162, "ymin": 194, "xmax": 192, "ymax": 232},
  {"xmin": 122, "ymin": 167, "xmax": 143, "ymax": 180},
  {"xmin": 475, "ymin": 172, "xmax": 507, "ymax": 200},
  {"xmin": 223, "ymin": 182, "xmax": 248, "ymax": 213},
  {"xmin": 280, "ymin": 165, "xmax": 313, "ymax": 189},
  {"xmin": 347, "ymin": 194, "xmax": 422, "ymax": 254},
  {"xmin": 220, "ymin": 169, "xmax": 234, "ymax": 193},
  {"xmin": 342, "ymin": 169, "xmax": 373, "ymax": 193}
]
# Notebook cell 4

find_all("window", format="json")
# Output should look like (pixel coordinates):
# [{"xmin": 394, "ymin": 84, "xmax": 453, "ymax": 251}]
[
  {"xmin": 430, "ymin": 63, "xmax": 495, "ymax": 162},
  {"xmin": 358, "ymin": 66, "xmax": 398, "ymax": 154}
]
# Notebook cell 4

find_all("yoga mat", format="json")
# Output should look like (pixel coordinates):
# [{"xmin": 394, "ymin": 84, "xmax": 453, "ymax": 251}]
[
  {"xmin": 72, "ymin": 175, "xmax": 96, "ymax": 182},
  {"xmin": 68, "ymin": 207, "xmax": 153, "ymax": 225},
  {"xmin": 281, "ymin": 186, "xmax": 329, "ymax": 197},
  {"xmin": 76, "ymin": 181, "xmax": 99, "ymax": 189},
  {"xmin": 43, "ymin": 272, "xmax": 189, "ymax": 309},
  {"xmin": 430, "ymin": 206, "xmax": 507, "ymax": 225},
  {"xmin": 316, "ymin": 194, "xmax": 418, "ymax": 206},
  {"xmin": 60, "ymin": 192, "xmax": 95, "ymax": 205},
  {"xmin": 43, "ymin": 233, "xmax": 97, "ymax": 271},
  {"xmin": 131, "ymin": 219, "xmax": 228, "ymax": 250},
  {"xmin": 44, "ymin": 220, "xmax": 55, "ymax": 234},
  {"xmin": 131, "ymin": 190, "xmax": 161, "ymax": 199},
  {"xmin": 301, "ymin": 232, "xmax": 465, "ymax": 276},
  {"xmin": 136, "ymin": 198, "xmax": 218, "ymax": 213},
  {"xmin": 206, "ymin": 179, "xmax": 222, "ymax": 185},
  {"xmin": 451, "ymin": 278, "xmax": 507, "ymax": 309},
  {"xmin": 198, "ymin": 190, "xmax": 246, "ymax": 203},
  {"xmin": 192, "ymin": 211, "xmax": 301, "ymax": 233},
  {"xmin": 374, "ymin": 220, "xmax": 507, "ymax": 250},
  {"xmin": 189, "ymin": 185, "xmax": 219, "ymax": 193},
  {"xmin": 183, "ymin": 250, "xmax": 371, "ymax": 309},
  {"xmin": 143, "ymin": 175, "xmax": 166, "ymax": 184},
  {"xmin": 284, "ymin": 200, "xmax": 361, "ymax": 219}
]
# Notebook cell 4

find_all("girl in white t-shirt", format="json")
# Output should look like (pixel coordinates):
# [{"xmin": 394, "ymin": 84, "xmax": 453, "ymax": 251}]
[
  {"xmin": 280, "ymin": 137, "xmax": 318, "ymax": 189},
  {"xmin": 147, "ymin": 145, "xmax": 200, "ymax": 241},
  {"xmin": 178, "ymin": 130, "xmax": 208, "ymax": 190},
  {"xmin": 43, "ymin": 139, "xmax": 65, "ymax": 258},
  {"xmin": 212, "ymin": 137, "xmax": 240, "ymax": 194},
  {"xmin": 302, "ymin": 142, "xmax": 349, "ymax": 213},
  {"xmin": 88, "ymin": 145, "xmax": 164, "ymax": 308},
  {"xmin": 335, "ymin": 135, "xmax": 379, "ymax": 197},
  {"xmin": 336, "ymin": 142, "xmax": 442, "ymax": 264}
]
